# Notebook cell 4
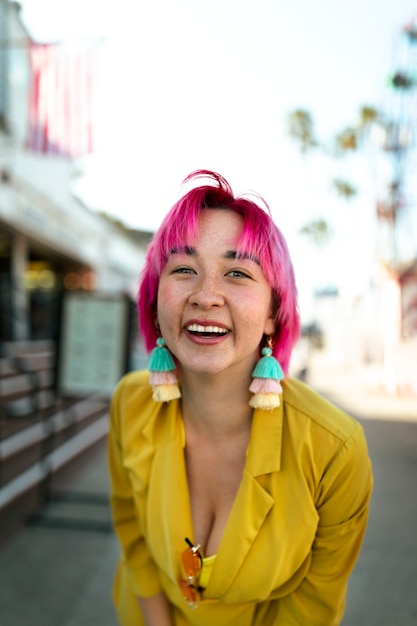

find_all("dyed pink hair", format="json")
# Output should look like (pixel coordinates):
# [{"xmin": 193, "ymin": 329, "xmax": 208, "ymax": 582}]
[{"xmin": 138, "ymin": 170, "xmax": 300, "ymax": 373}]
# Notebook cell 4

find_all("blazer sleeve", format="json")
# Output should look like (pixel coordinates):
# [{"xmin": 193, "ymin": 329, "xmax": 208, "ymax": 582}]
[
  {"xmin": 108, "ymin": 377, "xmax": 162, "ymax": 598},
  {"xmin": 274, "ymin": 422, "xmax": 373, "ymax": 625}
]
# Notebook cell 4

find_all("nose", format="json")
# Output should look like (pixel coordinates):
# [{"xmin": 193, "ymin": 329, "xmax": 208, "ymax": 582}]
[{"xmin": 189, "ymin": 274, "xmax": 225, "ymax": 309}]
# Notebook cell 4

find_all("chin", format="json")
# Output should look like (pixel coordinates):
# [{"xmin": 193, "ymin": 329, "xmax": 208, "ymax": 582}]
[{"xmin": 180, "ymin": 360, "xmax": 230, "ymax": 377}]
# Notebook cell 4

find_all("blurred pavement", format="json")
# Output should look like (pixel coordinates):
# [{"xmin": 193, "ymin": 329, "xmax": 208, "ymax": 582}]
[{"xmin": 0, "ymin": 440, "xmax": 119, "ymax": 626}]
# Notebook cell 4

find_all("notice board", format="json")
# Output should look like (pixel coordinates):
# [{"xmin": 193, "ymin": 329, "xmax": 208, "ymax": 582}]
[{"xmin": 57, "ymin": 292, "xmax": 132, "ymax": 397}]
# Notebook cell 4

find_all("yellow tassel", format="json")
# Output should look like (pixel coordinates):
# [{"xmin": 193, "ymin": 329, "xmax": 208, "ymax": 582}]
[
  {"xmin": 152, "ymin": 384, "xmax": 181, "ymax": 403},
  {"xmin": 249, "ymin": 392, "xmax": 281, "ymax": 410}
]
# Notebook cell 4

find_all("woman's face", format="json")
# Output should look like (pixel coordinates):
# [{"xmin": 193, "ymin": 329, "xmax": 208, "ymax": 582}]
[{"xmin": 156, "ymin": 209, "xmax": 275, "ymax": 378}]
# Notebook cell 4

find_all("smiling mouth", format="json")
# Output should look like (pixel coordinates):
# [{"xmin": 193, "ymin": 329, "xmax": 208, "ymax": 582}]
[{"xmin": 186, "ymin": 324, "xmax": 229, "ymax": 337}]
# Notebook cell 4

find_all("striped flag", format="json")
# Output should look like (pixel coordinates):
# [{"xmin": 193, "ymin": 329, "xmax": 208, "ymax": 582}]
[{"xmin": 26, "ymin": 42, "xmax": 98, "ymax": 158}]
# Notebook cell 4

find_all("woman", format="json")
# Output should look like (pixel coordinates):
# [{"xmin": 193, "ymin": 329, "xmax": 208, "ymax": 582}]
[{"xmin": 108, "ymin": 170, "xmax": 372, "ymax": 626}]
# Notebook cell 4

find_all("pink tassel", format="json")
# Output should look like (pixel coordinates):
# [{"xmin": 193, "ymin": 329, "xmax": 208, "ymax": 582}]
[
  {"xmin": 150, "ymin": 371, "xmax": 179, "ymax": 386},
  {"xmin": 249, "ymin": 378, "xmax": 283, "ymax": 394}
]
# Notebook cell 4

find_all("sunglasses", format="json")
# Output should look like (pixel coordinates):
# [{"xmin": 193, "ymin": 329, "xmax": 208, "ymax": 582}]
[{"xmin": 178, "ymin": 537, "xmax": 203, "ymax": 608}]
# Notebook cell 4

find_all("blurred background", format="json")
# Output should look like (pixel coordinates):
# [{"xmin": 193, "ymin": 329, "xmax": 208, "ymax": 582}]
[{"xmin": 0, "ymin": 1, "xmax": 416, "ymax": 625}]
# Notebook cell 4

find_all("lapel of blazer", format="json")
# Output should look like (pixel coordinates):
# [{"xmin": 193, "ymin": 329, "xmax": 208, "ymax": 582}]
[
  {"xmin": 206, "ymin": 403, "xmax": 283, "ymax": 597},
  {"xmin": 143, "ymin": 399, "xmax": 194, "ymax": 582}
]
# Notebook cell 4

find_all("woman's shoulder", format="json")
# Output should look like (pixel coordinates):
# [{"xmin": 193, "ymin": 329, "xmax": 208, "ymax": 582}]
[
  {"xmin": 113, "ymin": 368, "xmax": 151, "ymax": 395},
  {"xmin": 111, "ymin": 369, "xmax": 154, "ymax": 417},
  {"xmin": 110, "ymin": 369, "xmax": 173, "ymax": 446},
  {"xmin": 282, "ymin": 377, "xmax": 360, "ymax": 443},
  {"xmin": 115, "ymin": 369, "xmax": 151, "ymax": 392}
]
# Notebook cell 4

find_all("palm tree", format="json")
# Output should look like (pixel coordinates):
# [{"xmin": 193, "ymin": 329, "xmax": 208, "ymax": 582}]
[
  {"xmin": 287, "ymin": 109, "xmax": 319, "ymax": 154},
  {"xmin": 287, "ymin": 108, "xmax": 331, "ymax": 248},
  {"xmin": 299, "ymin": 219, "xmax": 332, "ymax": 247},
  {"xmin": 287, "ymin": 105, "xmax": 382, "ymax": 247},
  {"xmin": 331, "ymin": 105, "xmax": 381, "ymax": 197},
  {"xmin": 332, "ymin": 178, "xmax": 357, "ymax": 200},
  {"xmin": 334, "ymin": 105, "xmax": 380, "ymax": 155}
]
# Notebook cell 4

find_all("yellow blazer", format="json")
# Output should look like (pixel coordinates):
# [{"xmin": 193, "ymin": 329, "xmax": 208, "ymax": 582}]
[{"xmin": 108, "ymin": 371, "xmax": 372, "ymax": 626}]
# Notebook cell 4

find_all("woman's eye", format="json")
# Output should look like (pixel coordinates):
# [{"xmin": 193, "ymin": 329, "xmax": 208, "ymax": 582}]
[
  {"xmin": 227, "ymin": 270, "xmax": 251, "ymax": 279},
  {"xmin": 172, "ymin": 266, "xmax": 195, "ymax": 274}
]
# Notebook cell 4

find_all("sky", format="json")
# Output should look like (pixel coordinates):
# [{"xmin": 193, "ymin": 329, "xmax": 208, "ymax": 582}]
[{"xmin": 17, "ymin": 0, "xmax": 417, "ymax": 314}]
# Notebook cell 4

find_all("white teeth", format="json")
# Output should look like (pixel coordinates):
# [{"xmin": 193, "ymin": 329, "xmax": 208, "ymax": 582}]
[{"xmin": 187, "ymin": 324, "xmax": 227, "ymax": 334}]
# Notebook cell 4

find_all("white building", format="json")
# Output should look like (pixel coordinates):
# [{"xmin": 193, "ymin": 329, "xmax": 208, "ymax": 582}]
[{"xmin": 0, "ymin": 1, "xmax": 152, "ymax": 343}]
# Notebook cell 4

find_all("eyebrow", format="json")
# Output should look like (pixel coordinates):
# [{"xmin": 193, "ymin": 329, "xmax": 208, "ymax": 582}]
[
  {"xmin": 169, "ymin": 246, "xmax": 196, "ymax": 256},
  {"xmin": 169, "ymin": 247, "xmax": 259, "ymax": 265},
  {"xmin": 223, "ymin": 250, "xmax": 260, "ymax": 264}
]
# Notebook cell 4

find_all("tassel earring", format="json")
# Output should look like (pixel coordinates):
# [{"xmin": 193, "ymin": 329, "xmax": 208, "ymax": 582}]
[
  {"xmin": 249, "ymin": 336, "xmax": 284, "ymax": 410},
  {"xmin": 148, "ymin": 337, "xmax": 181, "ymax": 402}
]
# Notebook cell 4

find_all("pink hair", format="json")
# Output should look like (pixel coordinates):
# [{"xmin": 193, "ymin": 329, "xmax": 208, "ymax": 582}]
[{"xmin": 138, "ymin": 170, "xmax": 300, "ymax": 373}]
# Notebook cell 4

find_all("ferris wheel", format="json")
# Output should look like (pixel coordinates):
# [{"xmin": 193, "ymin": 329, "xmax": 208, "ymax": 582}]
[{"xmin": 374, "ymin": 14, "xmax": 417, "ymax": 268}]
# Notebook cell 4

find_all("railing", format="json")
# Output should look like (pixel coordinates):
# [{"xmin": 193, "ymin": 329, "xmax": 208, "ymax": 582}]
[{"xmin": 0, "ymin": 340, "xmax": 109, "ymax": 515}]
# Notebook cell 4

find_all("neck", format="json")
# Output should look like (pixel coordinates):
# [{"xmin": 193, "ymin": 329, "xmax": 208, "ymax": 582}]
[{"xmin": 178, "ymin": 367, "xmax": 253, "ymax": 439}]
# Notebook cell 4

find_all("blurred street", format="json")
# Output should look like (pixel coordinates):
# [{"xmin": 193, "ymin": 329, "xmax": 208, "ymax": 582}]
[{"xmin": 0, "ymin": 356, "xmax": 416, "ymax": 626}]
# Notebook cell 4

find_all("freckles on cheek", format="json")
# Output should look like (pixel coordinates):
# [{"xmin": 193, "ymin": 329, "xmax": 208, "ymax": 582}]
[
  {"xmin": 241, "ymin": 291, "xmax": 268, "ymax": 311},
  {"xmin": 240, "ymin": 290, "xmax": 274, "ymax": 323},
  {"xmin": 157, "ymin": 284, "xmax": 178, "ymax": 312}
]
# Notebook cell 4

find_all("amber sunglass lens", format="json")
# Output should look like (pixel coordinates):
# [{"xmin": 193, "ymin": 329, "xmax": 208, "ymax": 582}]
[
  {"xmin": 181, "ymin": 548, "xmax": 201, "ymax": 577},
  {"xmin": 179, "ymin": 579, "xmax": 198, "ymax": 605}
]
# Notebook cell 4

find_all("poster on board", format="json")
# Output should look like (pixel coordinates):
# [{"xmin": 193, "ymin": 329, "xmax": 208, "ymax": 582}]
[{"xmin": 56, "ymin": 292, "xmax": 132, "ymax": 397}]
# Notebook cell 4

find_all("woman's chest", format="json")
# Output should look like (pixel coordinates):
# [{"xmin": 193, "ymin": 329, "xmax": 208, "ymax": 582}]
[{"xmin": 185, "ymin": 437, "xmax": 248, "ymax": 556}]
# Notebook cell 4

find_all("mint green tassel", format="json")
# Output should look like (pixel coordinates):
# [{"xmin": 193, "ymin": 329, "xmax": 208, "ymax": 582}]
[
  {"xmin": 252, "ymin": 347, "xmax": 284, "ymax": 380},
  {"xmin": 148, "ymin": 337, "xmax": 176, "ymax": 372}
]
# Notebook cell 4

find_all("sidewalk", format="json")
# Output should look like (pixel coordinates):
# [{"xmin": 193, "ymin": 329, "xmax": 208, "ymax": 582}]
[{"xmin": 0, "ymin": 438, "xmax": 119, "ymax": 626}]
